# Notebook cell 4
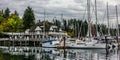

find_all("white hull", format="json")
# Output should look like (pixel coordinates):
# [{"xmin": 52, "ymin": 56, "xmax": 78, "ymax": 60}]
[
  {"xmin": 42, "ymin": 44, "xmax": 58, "ymax": 48},
  {"xmin": 42, "ymin": 40, "xmax": 60, "ymax": 48},
  {"xmin": 66, "ymin": 43, "xmax": 118, "ymax": 49},
  {"xmin": 66, "ymin": 43, "xmax": 106, "ymax": 49}
]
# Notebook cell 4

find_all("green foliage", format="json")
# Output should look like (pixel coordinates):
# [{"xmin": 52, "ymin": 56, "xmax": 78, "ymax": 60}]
[
  {"xmin": 7, "ymin": 14, "xmax": 23, "ymax": 32},
  {"xmin": 3, "ymin": 7, "xmax": 10, "ymax": 18},
  {"xmin": 14, "ymin": 10, "xmax": 19, "ymax": 16},
  {"xmin": 53, "ymin": 19, "xmax": 61, "ymax": 28},
  {"xmin": 0, "ymin": 11, "xmax": 4, "ymax": 23},
  {"xmin": 23, "ymin": 6, "xmax": 35, "ymax": 30},
  {"xmin": 0, "ymin": 52, "xmax": 10, "ymax": 60},
  {"xmin": 0, "ymin": 25, "xmax": 3, "ymax": 32},
  {"xmin": 0, "ymin": 7, "xmax": 117, "ymax": 37}
]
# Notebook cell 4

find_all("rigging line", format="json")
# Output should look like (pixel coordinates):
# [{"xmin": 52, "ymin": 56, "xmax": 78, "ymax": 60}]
[
  {"xmin": 99, "ymin": 7, "xmax": 107, "ymax": 36},
  {"xmin": 101, "ymin": 8, "xmax": 107, "ymax": 24},
  {"xmin": 79, "ymin": 7, "xmax": 87, "ymax": 37},
  {"xmin": 90, "ymin": 0, "xmax": 95, "ymax": 21}
]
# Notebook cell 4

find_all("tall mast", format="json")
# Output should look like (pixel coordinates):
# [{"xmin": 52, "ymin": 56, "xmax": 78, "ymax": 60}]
[
  {"xmin": 60, "ymin": 13, "xmax": 64, "ymax": 32},
  {"xmin": 43, "ymin": 9, "xmax": 46, "ymax": 40},
  {"xmin": 44, "ymin": 9, "xmax": 46, "ymax": 33},
  {"xmin": 61, "ymin": 13, "xmax": 63, "ymax": 27},
  {"xmin": 87, "ymin": 0, "xmax": 91, "ymax": 39},
  {"xmin": 107, "ymin": 3, "xmax": 110, "ymax": 36},
  {"xmin": 61, "ymin": 13, "xmax": 63, "ymax": 21},
  {"xmin": 116, "ymin": 5, "xmax": 119, "ymax": 36},
  {"xmin": 95, "ymin": 0, "xmax": 98, "ymax": 36}
]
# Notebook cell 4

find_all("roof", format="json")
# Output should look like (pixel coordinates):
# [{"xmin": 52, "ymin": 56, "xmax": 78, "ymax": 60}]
[{"xmin": 35, "ymin": 26, "xmax": 42, "ymax": 31}]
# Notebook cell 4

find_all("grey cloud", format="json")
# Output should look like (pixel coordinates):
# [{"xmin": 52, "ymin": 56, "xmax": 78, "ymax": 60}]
[{"xmin": 0, "ymin": 0, "xmax": 120, "ymax": 25}]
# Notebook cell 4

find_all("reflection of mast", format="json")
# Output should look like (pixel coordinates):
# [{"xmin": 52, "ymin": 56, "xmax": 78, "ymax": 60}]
[{"xmin": 107, "ymin": 3, "xmax": 110, "ymax": 36}]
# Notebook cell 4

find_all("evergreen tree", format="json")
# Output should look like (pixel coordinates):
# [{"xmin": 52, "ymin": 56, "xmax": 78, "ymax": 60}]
[
  {"xmin": 3, "ymin": 7, "xmax": 10, "ymax": 18},
  {"xmin": 0, "ymin": 11, "xmax": 4, "ymax": 23},
  {"xmin": 14, "ymin": 10, "xmax": 19, "ymax": 16},
  {"xmin": 22, "ymin": 6, "xmax": 35, "ymax": 30}
]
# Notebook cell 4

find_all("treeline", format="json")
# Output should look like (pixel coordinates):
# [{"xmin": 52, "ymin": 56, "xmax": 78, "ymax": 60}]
[
  {"xmin": 0, "ymin": 7, "xmax": 118, "ymax": 37},
  {"xmin": 0, "ymin": 6, "xmax": 35, "ymax": 32},
  {"xmin": 35, "ymin": 19, "xmax": 117, "ymax": 37}
]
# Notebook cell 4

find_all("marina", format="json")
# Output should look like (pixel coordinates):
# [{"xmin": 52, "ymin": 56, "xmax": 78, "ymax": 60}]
[{"xmin": 0, "ymin": 0, "xmax": 120, "ymax": 60}]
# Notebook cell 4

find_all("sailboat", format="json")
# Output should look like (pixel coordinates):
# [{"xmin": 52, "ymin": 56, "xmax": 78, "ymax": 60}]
[{"xmin": 66, "ymin": 0, "xmax": 118, "ymax": 49}]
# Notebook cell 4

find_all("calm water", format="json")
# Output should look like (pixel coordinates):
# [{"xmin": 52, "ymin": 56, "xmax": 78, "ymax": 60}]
[{"xmin": 0, "ymin": 47, "xmax": 119, "ymax": 60}]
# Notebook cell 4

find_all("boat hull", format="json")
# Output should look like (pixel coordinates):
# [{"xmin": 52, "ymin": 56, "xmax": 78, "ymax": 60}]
[
  {"xmin": 66, "ymin": 43, "xmax": 112, "ymax": 49},
  {"xmin": 42, "ymin": 40, "xmax": 60, "ymax": 48}
]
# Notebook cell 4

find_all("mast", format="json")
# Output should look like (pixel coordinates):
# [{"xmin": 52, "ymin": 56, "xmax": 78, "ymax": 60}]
[
  {"xmin": 87, "ymin": 0, "xmax": 91, "ymax": 40},
  {"xmin": 44, "ymin": 9, "xmax": 46, "ymax": 32},
  {"xmin": 107, "ymin": 3, "xmax": 110, "ymax": 36},
  {"xmin": 60, "ymin": 13, "xmax": 63, "ymax": 28},
  {"xmin": 115, "ymin": 5, "xmax": 119, "ymax": 36},
  {"xmin": 115, "ymin": 5, "xmax": 120, "ymax": 52},
  {"xmin": 43, "ymin": 9, "xmax": 46, "ymax": 39},
  {"xmin": 61, "ymin": 13, "xmax": 63, "ymax": 21},
  {"xmin": 95, "ymin": 0, "xmax": 98, "ymax": 36}
]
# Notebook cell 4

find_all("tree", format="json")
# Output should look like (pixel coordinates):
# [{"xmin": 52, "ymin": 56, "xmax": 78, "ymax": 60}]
[
  {"xmin": 53, "ymin": 19, "xmax": 61, "ymax": 29},
  {"xmin": 7, "ymin": 14, "xmax": 23, "ymax": 32},
  {"xmin": 14, "ymin": 10, "xmax": 19, "ymax": 16},
  {"xmin": 0, "ymin": 11, "xmax": 4, "ymax": 23},
  {"xmin": 3, "ymin": 7, "xmax": 10, "ymax": 18},
  {"xmin": 22, "ymin": 6, "xmax": 35, "ymax": 30},
  {"xmin": 0, "ymin": 25, "xmax": 3, "ymax": 32}
]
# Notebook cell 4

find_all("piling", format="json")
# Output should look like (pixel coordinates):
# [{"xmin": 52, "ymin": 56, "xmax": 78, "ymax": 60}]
[
  {"xmin": 105, "ymin": 36, "xmax": 109, "ymax": 59},
  {"xmin": 116, "ymin": 36, "xmax": 119, "ymax": 49},
  {"xmin": 63, "ymin": 37, "xmax": 66, "ymax": 59}
]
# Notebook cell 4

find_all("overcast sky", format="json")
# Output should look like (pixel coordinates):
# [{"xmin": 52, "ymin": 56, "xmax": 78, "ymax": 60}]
[{"xmin": 0, "ymin": 0, "xmax": 120, "ymax": 27}]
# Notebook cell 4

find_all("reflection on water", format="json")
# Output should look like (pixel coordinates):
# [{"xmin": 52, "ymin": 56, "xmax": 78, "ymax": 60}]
[{"xmin": 0, "ymin": 47, "xmax": 120, "ymax": 60}]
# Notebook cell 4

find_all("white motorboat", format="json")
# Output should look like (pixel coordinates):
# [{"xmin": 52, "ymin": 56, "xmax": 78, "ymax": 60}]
[
  {"xmin": 42, "ymin": 26, "xmax": 71, "ymax": 48},
  {"xmin": 42, "ymin": 39, "xmax": 60, "ymax": 48}
]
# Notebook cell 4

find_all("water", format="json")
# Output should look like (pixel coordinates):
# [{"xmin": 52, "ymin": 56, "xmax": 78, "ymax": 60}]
[{"xmin": 0, "ymin": 47, "xmax": 119, "ymax": 60}]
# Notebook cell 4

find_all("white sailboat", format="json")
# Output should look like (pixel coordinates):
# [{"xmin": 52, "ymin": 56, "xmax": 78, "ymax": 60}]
[{"xmin": 66, "ymin": 0, "xmax": 118, "ymax": 49}]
